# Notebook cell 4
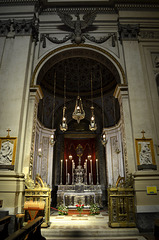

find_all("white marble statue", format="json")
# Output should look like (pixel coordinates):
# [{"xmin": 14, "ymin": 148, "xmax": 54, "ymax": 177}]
[
  {"xmin": 0, "ymin": 140, "xmax": 13, "ymax": 165},
  {"xmin": 139, "ymin": 142, "xmax": 152, "ymax": 165}
]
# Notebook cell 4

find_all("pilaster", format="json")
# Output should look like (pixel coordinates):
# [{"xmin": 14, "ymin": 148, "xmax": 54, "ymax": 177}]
[
  {"xmin": 114, "ymin": 84, "xmax": 135, "ymax": 176},
  {"xmin": 23, "ymin": 86, "xmax": 43, "ymax": 177}
]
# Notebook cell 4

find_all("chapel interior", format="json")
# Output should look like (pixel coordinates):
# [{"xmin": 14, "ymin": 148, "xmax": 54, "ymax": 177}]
[{"xmin": 0, "ymin": 0, "xmax": 159, "ymax": 239}]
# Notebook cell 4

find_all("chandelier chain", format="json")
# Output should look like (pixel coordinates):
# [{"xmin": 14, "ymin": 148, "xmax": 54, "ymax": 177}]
[
  {"xmin": 100, "ymin": 70, "xmax": 104, "ymax": 128},
  {"xmin": 52, "ymin": 71, "xmax": 56, "ymax": 129}
]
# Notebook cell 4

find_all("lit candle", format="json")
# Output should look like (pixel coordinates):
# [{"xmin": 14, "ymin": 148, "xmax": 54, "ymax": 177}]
[
  {"xmin": 66, "ymin": 159, "xmax": 68, "ymax": 184},
  {"xmin": 60, "ymin": 159, "xmax": 63, "ymax": 185},
  {"xmin": 96, "ymin": 159, "xmax": 99, "ymax": 185},
  {"xmin": 85, "ymin": 159, "xmax": 87, "ymax": 178},
  {"xmin": 72, "ymin": 160, "xmax": 74, "ymax": 184},
  {"xmin": 90, "ymin": 159, "xmax": 92, "ymax": 175}
]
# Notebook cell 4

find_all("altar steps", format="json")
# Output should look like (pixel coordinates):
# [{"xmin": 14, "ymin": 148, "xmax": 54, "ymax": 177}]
[
  {"xmin": 41, "ymin": 228, "xmax": 145, "ymax": 240},
  {"xmin": 41, "ymin": 214, "xmax": 146, "ymax": 240}
]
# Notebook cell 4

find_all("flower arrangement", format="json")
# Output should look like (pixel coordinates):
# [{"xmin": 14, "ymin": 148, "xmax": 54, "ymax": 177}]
[
  {"xmin": 76, "ymin": 204, "xmax": 84, "ymax": 216},
  {"xmin": 58, "ymin": 204, "xmax": 68, "ymax": 215},
  {"xmin": 90, "ymin": 203, "xmax": 100, "ymax": 215}
]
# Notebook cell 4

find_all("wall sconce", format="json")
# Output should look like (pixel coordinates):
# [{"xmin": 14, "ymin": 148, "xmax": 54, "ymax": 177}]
[
  {"xmin": 38, "ymin": 148, "xmax": 42, "ymax": 157},
  {"xmin": 69, "ymin": 155, "xmax": 73, "ymax": 161},
  {"xmin": 50, "ymin": 134, "xmax": 55, "ymax": 145},
  {"xmin": 101, "ymin": 131, "xmax": 107, "ymax": 146}
]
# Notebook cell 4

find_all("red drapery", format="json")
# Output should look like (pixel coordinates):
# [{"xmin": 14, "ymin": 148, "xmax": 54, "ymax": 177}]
[{"xmin": 63, "ymin": 138, "xmax": 97, "ymax": 184}]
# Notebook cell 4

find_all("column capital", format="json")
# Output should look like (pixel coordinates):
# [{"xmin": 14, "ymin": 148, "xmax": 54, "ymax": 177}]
[
  {"xmin": 113, "ymin": 84, "xmax": 128, "ymax": 100},
  {"xmin": 118, "ymin": 24, "xmax": 140, "ymax": 42},
  {"xmin": 29, "ymin": 85, "xmax": 43, "ymax": 103}
]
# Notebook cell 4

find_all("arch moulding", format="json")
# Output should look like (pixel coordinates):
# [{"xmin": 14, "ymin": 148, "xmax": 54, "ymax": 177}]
[{"xmin": 31, "ymin": 44, "xmax": 126, "ymax": 86}]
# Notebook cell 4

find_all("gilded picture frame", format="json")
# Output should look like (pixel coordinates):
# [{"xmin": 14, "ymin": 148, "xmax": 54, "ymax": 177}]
[
  {"xmin": 135, "ymin": 138, "xmax": 156, "ymax": 170},
  {"xmin": 0, "ymin": 137, "xmax": 17, "ymax": 169}
]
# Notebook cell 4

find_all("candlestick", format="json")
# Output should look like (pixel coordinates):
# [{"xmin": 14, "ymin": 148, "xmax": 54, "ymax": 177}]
[
  {"xmin": 66, "ymin": 159, "xmax": 68, "ymax": 185},
  {"xmin": 60, "ymin": 159, "xmax": 63, "ymax": 185},
  {"xmin": 96, "ymin": 159, "xmax": 99, "ymax": 185}
]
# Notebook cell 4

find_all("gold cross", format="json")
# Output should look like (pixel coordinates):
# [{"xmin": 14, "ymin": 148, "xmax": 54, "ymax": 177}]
[
  {"xmin": 141, "ymin": 130, "xmax": 145, "ymax": 139},
  {"xmin": 6, "ymin": 128, "xmax": 11, "ymax": 138}
]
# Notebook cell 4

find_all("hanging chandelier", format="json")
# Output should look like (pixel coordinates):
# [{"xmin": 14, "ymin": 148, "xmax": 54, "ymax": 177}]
[
  {"xmin": 89, "ymin": 71, "xmax": 97, "ymax": 131},
  {"xmin": 72, "ymin": 64, "xmax": 85, "ymax": 124},
  {"xmin": 60, "ymin": 69, "xmax": 68, "ymax": 132},
  {"xmin": 72, "ymin": 95, "xmax": 85, "ymax": 123}
]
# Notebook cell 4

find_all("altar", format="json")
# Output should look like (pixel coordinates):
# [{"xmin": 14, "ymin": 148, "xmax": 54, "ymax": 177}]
[
  {"xmin": 57, "ymin": 184, "xmax": 102, "ymax": 208},
  {"xmin": 57, "ymin": 144, "xmax": 102, "ymax": 208}
]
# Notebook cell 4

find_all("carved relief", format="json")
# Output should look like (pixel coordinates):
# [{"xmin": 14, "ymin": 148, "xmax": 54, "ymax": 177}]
[
  {"xmin": 118, "ymin": 24, "xmax": 140, "ymax": 42},
  {"xmin": 41, "ymin": 10, "xmax": 116, "ymax": 47}
]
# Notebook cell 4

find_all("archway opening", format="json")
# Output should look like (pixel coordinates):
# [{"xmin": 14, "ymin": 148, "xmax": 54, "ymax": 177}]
[{"xmin": 35, "ymin": 47, "xmax": 121, "ymax": 207}]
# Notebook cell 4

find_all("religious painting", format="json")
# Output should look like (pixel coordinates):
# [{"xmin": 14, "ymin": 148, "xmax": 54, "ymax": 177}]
[
  {"xmin": 0, "ymin": 137, "xmax": 17, "ymax": 169},
  {"xmin": 135, "ymin": 138, "xmax": 156, "ymax": 170}
]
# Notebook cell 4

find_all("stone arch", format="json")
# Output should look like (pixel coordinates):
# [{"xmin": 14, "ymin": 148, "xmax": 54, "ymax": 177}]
[{"xmin": 31, "ymin": 44, "xmax": 126, "ymax": 87}]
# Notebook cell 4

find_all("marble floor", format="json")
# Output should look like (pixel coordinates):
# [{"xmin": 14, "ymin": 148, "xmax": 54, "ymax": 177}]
[{"xmin": 41, "ymin": 211, "xmax": 153, "ymax": 240}]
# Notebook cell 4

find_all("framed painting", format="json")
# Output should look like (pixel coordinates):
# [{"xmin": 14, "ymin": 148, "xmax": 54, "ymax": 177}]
[
  {"xmin": 135, "ymin": 138, "xmax": 156, "ymax": 170},
  {"xmin": 0, "ymin": 137, "xmax": 17, "ymax": 170}
]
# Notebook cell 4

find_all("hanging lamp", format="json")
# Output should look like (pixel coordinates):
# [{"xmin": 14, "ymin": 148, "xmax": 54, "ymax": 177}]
[
  {"xmin": 60, "ymin": 68, "xmax": 68, "ymax": 132},
  {"xmin": 72, "ymin": 64, "xmax": 85, "ymax": 123},
  {"xmin": 72, "ymin": 96, "xmax": 85, "ymax": 123},
  {"xmin": 89, "ymin": 71, "xmax": 97, "ymax": 131}
]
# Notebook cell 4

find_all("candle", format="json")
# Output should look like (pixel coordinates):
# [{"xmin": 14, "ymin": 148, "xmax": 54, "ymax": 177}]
[
  {"xmin": 96, "ymin": 159, "xmax": 99, "ymax": 184},
  {"xmin": 66, "ymin": 159, "xmax": 68, "ymax": 184},
  {"xmin": 68, "ymin": 173, "xmax": 70, "ymax": 184},
  {"xmin": 90, "ymin": 159, "xmax": 93, "ymax": 185},
  {"xmin": 72, "ymin": 160, "xmax": 74, "ymax": 184},
  {"xmin": 90, "ymin": 159, "xmax": 92, "ymax": 175},
  {"xmin": 60, "ymin": 160, "xmax": 63, "ymax": 185},
  {"xmin": 85, "ymin": 159, "xmax": 87, "ymax": 175}
]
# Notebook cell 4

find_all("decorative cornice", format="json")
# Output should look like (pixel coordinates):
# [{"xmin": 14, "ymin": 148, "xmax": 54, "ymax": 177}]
[
  {"xmin": 115, "ymin": 3, "xmax": 159, "ymax": 10},
  {"xmin": 140, "ymin": 31, "xmax": 159, "ymax": 39},
  {"xmin": 41, "ymin": 7, "xmax": 116, "ymax": 15},
  {"xmin": 0, "ymin": 0, "xmax": 38, "ymax": 5}
]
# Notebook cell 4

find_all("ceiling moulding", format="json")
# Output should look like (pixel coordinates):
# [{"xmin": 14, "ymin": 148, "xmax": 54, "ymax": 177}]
[
  {"xmin": 0, "ymin": 0, "xmax": 38, "ymax": 5},
  {"xmin": 41, "ymin": 7, "xmax": 116, "ymax": 15}
]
